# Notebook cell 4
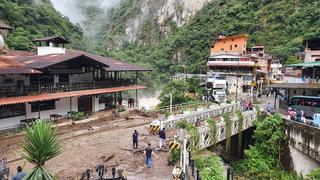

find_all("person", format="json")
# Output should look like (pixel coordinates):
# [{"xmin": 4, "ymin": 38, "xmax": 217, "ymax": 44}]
[
  {"xmin": 300, "ymin": 110, "xmax": 306, "ymax": 124},
  {"xmin": 144, "ymin": 143, "xmax": 155, "ymax": 169},
  {"xmin": 12, "ymin": 166, "xmax": 26, "ymax": 180},
  {"xmin": 159, "ymin": 128, "xmax": 166, "ymax": 149},
  {"xmin": 266, "ymin": 103, "xmax": 273, "ymax": 113},
  {"xmin": 132, "ymin": 130, "xmax": 139, "ymax": 149}
]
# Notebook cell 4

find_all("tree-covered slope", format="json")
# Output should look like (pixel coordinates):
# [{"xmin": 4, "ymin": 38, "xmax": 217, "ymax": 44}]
[
  {"xmin": 0, "ymin": 0, "xmax": 83, "ymax": 50},
  {"xmin": 98, "ymin": 0, "xmax": 320, "ymax": 80}
]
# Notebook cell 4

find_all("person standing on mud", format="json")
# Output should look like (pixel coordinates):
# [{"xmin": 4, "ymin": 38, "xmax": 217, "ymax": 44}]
[
  {"xmin": 132, "ymin": 130, "xmax": 139, "ymax": 149},
  {"xmin": 144, "ymin": 143, "xmax": 155, "ymax": 169},
  {"xmin": 159, "ymin": 128, "xmax": 166, "ymax": 149}
]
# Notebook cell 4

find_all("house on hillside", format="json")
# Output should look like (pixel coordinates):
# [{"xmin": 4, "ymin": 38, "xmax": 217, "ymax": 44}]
[
  {"xmin": 0, "ymin": 36, "xmax": 150, "ymax": 130},
  {"xmin": 207, "ymin": 34, "xmax": 258, "ymax": 94},
  {"xmin": 269, "ymin": 38, "xmax": 320, "ymax": 110}
]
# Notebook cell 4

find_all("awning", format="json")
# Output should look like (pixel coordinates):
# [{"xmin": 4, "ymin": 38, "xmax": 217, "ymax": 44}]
[
  {"xmin": 0, "ymin": 85, "xmax": 146, "ymax": 106},
  {"xmin": 268, "ymin": 83, "xmax": 320, "ymax": 89},
  {"xmin": 286, "ymin": 61, "xmax": 320, "ymax": 68}
]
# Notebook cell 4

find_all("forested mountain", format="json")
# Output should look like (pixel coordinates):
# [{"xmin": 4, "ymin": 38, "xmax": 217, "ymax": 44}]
[
  {"xmin": 93, "ymin": 0, "xmax": 320, "ymax": 80},
  {"xmin": 0, "ymin": 0, "xmax": 84, "ymax": 50},
  {"xmin": 1, "ymin": 0, "xmax": 320, "ymax": 83}
]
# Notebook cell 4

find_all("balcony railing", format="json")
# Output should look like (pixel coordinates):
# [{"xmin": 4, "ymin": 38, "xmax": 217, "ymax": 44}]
[{"xmin": 0, "ymin": 79, "xmax": 136, "ymax": 98}]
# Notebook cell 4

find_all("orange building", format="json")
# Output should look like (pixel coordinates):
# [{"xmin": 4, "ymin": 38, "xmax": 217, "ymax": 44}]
[{"xmin": 211, "ymin": 34, "xmax": 249, "ymax": 56}]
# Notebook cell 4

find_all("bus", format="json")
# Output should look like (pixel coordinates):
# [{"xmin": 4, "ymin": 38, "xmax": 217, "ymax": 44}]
[{"xmin": 290, "ymin": 96, "xmax": 320, "ymax": 118}]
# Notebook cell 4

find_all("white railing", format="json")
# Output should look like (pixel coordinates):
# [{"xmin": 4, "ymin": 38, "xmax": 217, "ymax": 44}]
[
  {"xmin": 198, "ymin": 110, "xmax": 257, "ymax": 149},
  {"xmin": 160, "ymin": 103, "xmax": 240, "ymax": 130}
]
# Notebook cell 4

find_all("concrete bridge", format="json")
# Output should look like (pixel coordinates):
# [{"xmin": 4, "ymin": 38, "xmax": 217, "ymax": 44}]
[{"xmin": 284, "ymin": 118, "xmax": 320, "ymax": 176}]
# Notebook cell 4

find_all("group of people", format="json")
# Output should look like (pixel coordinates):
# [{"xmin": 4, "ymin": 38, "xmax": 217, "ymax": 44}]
[
  {"xmin": 287, "ymin": 107, "xmax": 306, "ymax": 123},
  {"xmin": 0, "ymin": 165, "xmax": 26, "ymax": 180},
  {"xmin": 239, "ymin": 99, "xmax": 253, "ymax": 111},
  {"xmin": 132, "ymin": 127, "xmax": 167, "ymax": 169}
]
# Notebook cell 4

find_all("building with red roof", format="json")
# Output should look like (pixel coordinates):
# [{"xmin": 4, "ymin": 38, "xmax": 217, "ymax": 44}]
[{"xmin": 0, "ymin": 36, "xmax": 151, "ymax": 130}]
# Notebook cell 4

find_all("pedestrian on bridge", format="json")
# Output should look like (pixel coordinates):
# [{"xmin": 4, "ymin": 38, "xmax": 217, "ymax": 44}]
[
  {"xmin": 132, "ymin": 130, "xmax": 139, "ymax": 149},
  {"xmin": 159, "ymin": 128, "xmax": 166, "ymax": 149}
]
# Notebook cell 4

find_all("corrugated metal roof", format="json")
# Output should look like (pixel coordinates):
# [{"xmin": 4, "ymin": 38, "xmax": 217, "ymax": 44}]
[
  {"xmin": 268, "ymin": 83, "xmax": 320, "ymax": 89},
  {"xmin": 286, "ymin": 61, "xmax": 320, "ymax": 67},
  {"xmin": 0, "ymin": 24, "xmax": 13, "ymax": 30},
  {"xmin": 32, "ymin": 36, "xmax": 70, "ymax": 43},
  {"xmin": 5, "ymin": 50, "xmax": 151, "ymax": 72},
  {"xmin": 0, "ymin": 57, "xmax": 41, "ymax": 74},
  {"xmin": 0, "ymin": 85, "xmax": 146, "ymax": 105}
]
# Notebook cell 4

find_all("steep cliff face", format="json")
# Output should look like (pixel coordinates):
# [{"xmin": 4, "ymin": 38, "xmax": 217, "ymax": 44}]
[{"xmin": 105, "ymin": 0, "xmax": 210, "ymax": 46}]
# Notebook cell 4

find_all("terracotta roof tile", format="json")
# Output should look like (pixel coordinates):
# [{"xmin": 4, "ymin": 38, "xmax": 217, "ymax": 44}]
[{"xmin": 0, "ymin": 57, "xmax": 41, "ymax": 74}]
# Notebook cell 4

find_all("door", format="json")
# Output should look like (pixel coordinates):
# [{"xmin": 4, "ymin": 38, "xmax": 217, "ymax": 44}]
[{"xmin": 78, "ymin": 96, "xmax": 92, "ymax": 113}]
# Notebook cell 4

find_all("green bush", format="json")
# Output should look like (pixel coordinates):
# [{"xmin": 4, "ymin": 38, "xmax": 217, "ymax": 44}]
[
  {"xmin": 168, "ymin": 149, "xmax": 180, "ymax": 166},
  {"xmin": 72, "ymin": 112, "xmax": 86, "ymax": 121},
  {"xmin": 194, "ymin": 156, "xmax": 224, "ymax": 180}
]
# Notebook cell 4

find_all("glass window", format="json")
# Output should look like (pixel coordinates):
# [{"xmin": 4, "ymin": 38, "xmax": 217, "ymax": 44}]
[
  {"xmin": 31, "ymin": 100, "xmax": 56, "ymax": 112},
  {"xmin": 304, "ymin": 99, "xmax": 312, "ymax": 107},
  {"xmin": 0, "ymin": 104, "xmax": 25, "ymax": 119},
  {"xmin": 313, "ymin": 99, "xmax": 320, "ymax": 107}
]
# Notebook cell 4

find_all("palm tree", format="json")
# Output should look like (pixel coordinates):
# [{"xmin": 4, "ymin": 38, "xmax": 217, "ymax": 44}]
[{"xmin": 20, "ymin": 120, "xmax": 62, "ymax": 180}]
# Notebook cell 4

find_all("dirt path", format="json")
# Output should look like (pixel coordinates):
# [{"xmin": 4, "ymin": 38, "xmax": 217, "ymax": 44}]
[{"xmin": 1, "ymin": 114, "xmax": 175, "ymax": 179}]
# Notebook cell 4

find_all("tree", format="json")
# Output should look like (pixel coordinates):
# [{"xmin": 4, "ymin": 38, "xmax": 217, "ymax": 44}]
[
  {"xmin": 308, "ymin": 168, "xmax": 320, "ymax": 180},
  {"xmin": 159, "ymin": 80, "xmax": 193, "ymax": 106},
  {"xmin": 20, "ymin": 121, "xmax": 62, "ymax": 180},
  {"xmin": 194, "ymin": 156, "xmax": 224, "ymax": 180},
  {"xmin": 6, "ymin": 27, "xmax": 30, "ymax": 50},
  {"xmin": 285, "ymin": 55, "xmax": 301, "ymax": 65},
  {"xmin": 234, "ymin": 114, "xmax": 286, "ymax": 178}
]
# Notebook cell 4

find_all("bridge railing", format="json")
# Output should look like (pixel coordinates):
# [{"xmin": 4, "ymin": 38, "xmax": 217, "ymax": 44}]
[
  {"xmin": 197, "ymin": 110, "xmax": 257, "ymax": 149},
  {"xmin": 160, "ymin": 103, "xmax": 240, "ymax": 130}
]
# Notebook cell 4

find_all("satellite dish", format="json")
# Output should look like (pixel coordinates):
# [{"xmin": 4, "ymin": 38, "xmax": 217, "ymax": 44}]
[{"xmin": 0, "ymin": 34, "xmax": 4, "ymax": 49}]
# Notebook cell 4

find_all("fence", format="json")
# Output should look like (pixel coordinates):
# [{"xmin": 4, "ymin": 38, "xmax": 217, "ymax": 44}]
[{"xmin": 153, "ymin": 101, "xmax": 208, "ymax": 113}]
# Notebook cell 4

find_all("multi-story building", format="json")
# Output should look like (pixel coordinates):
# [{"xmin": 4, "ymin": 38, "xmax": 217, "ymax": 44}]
[
  {"xmin": 0, "ymin": 36, "xmax": 149, "ymax": 130},
  {"xmin": 207, "ymin": 34, "xmax": 257, "ymax": 94},
  {"xmin": 270, "ymin": 38, "xmax": 320, "ymax": 109},
  {"xmin": 303, "ymin": 38, "xmax": 320, "ymax": 62}
]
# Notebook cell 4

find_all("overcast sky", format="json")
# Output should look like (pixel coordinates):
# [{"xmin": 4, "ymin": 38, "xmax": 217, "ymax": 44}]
[{"xmin": 50, "ymin": 0, "xmax": 120, "ymax": 24}]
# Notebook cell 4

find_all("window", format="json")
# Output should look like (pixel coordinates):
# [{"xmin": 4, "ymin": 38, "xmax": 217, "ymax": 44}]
[
  {"xmin": 313, "ymin": 99, "xmax": 320, "ymax": 107},
  {"xmin": 235, "ymin": 44, "xmax": 238, "ymax": 48},
  {"xmin": 59, "ymin": 74, "xmax": 69, "ymax": 83},
  {"xmin": 304, "ymin": 99, "xmax": 312, "ymax": 107},
  {"xmin": 31, "ymin": 100, "xmax": 56, "ymax": 112},
  {"xmin": 232, "ymin": 39, "xmax": 234, "ymax": 41},
  {"xmin": 230, "ymin": 45, "xmax": 232, "ymax": 50},
  {"xmin": 220, "ymin": 48, "xmax": 224, "ymax": 51},
  {"xmin": 0, "ymin": 104, "xmax": 25, "ymax": 119}
]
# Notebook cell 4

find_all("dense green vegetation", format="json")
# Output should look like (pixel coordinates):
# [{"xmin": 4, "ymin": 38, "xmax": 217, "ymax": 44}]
[
  {"xmin": 0, "ymin": 0, "xmax": 83, "ymax": 50},
  {"xmin": 233, "ymin": 114, "xmax": 303, "ymax": 179},
  {"xmin": 194, "ymin": 155, "xmax": 224, "ymax": 180},
  {"xmin": 94, "ymin": 0, "xmax": 320, "ymax": 82}
]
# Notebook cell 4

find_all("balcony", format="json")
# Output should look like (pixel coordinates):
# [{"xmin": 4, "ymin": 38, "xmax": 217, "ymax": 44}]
[
  {"xmin": 0, "ymin": 78, "xmax": 136, "ymax": 98},
  {"xmin": 207, "ymin": 60, "xmax": 255, "ymax": 67}
]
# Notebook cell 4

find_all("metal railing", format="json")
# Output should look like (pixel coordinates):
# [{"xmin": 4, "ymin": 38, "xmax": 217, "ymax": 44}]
[
  {"xmin": 153, "ymin": 101, "xmax": 207, "ymax": 113},
  {"xmin": 197, "ymin": 110, "xmax": 257, "ymax": 149},
  {"xmin": 0, "ymin": 79, "xmax": 136, "ymax": 97},
  {"xmin": 160, "ymin": 103, "xmax": 240, "ymax": 130}
]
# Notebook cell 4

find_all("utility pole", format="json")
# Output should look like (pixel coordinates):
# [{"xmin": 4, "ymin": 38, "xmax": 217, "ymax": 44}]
[
  {"xmin": 235, "ymin": 57, "xmax": 240, "ymax": 102},
  {"xmin": 170, "ymin": 92, "xmax": 173, "ymax": 113}
]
